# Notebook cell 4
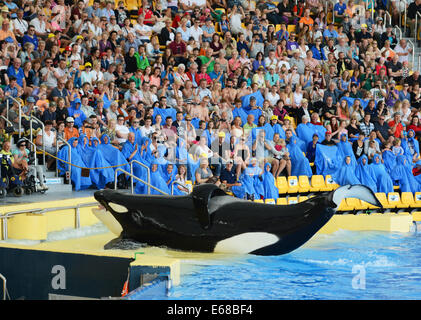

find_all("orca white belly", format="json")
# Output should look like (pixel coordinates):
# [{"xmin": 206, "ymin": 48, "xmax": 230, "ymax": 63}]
[{"xmin": 213, "ymin": 232, "xmax": 279, "ymax": 254}]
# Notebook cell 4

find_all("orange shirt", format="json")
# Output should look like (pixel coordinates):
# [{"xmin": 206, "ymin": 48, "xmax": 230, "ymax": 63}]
[
  {"xmin": 299, "ymin": 17, "xmax": 314, "ymax": 30},
  {"xmin": 64, "ymin": 127, "xmax": 80, "ymax": 141}
]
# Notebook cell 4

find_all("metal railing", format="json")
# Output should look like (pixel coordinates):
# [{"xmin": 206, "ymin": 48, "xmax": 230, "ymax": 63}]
[
  {"xmin": 170, "ymin": 180, "xmax": 190, "ymax": 195},
  {"xmin": 365, "ymin": 0, "xmax": 375, "ymax": 21},
  {"xmin": 407, "ymin": 38, "xmax": 416, "ymax": 68},
  {"xmin": 130, "ymin": 160, "xmax": 150, "ymax": 194},
  {"xmin": 395, "ymin": 25, "xmax": 403, "ymax": 40},
  {"xmin": 0, "ymin": 202, "xmax": 97, "ymax": 241},
  {"xmin": 418, "ymin": 54, "xmax": 421, "ymax": 71},
  {"xmin": 404, "ymin": 1, "xmax": 408, "ymax": 34},
  {"xmin": 21, "ymin": 137, "xmax": 38, "ymax": 166},
  {"xmin": 0, "ymin": 273, "xmax": 6, "ymax": 300},
  {"xmin": 415, "ymin": 12, "xmax": 421, "ymax": 41},
  {"xmin": 5, "ymin": 96, "xmax": 22, "ymax": 137},
  {"xmin": 114, "ymin": 168, "xmax": 168, "ymax": 195},
  {"xmin": 29, "ymin": 116, "xmax": 45, "ymax": 166},
  {"xmin": 56, "ymin": 136, "xmax": 71, "ymax": 181},
  {"xmin": 0, "ymin": 115, "xmax": 12, "ymax": 127},
  {"xmin": 385, "ymin": 11, "xmax": 392, "ymax": 27}
]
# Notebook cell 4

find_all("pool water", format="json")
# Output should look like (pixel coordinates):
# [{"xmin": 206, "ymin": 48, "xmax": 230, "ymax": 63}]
[{"xmin": 167, "ymin": 230, "xmax": 421, "ymax": 300}]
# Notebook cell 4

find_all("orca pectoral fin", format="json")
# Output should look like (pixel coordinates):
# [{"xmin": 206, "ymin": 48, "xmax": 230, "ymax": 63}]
[{"xmin": 330, "ymin": 184, "xmax": 383, "ymax": 209}]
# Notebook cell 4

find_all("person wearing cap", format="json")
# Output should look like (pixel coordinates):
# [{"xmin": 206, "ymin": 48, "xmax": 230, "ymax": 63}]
[
  {"xmin": 219, "ymin": 159, "xmax": 245, "ymax": 198},
  {"xmin": 64, "ymin": 117, "xmax": 80, "ymax": 141},
  {"xmin": 321, "ymin": 130, "xmax": 336, "ymax": 146}
]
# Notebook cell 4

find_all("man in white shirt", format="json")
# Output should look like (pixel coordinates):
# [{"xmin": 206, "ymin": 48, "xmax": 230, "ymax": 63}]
[
  {"xmin": 394, "ymin": 38, "xmax": 412, "ymax": 64},
  {"xmin": 264, "ymin": 49, "xmax": 279, "ymax": 70},
  {"xmin": 140, "ymin": 116, "xmax": 155, "ymax": 138},
  {"xmin": 30, "ymin": 11, "xmax": 49, "ymax": 38},
  {"xmin": 13, "ymin": 9, "xmax": 28, "ymax": 39},
  {"xmin": 115, "ymin": 115, "xmax": 130, "ymax": 144},
  {"xmin": 189, "ymin": 18, "xmax": 203, "ymax": 42},
  {"xmin": 133, "ymin": 16, "xmax": 152, "ymax": 43}
]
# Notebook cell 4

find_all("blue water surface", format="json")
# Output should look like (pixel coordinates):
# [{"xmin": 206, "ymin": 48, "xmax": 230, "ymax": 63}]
[{"xmin": 167, "ymin": 230, "xmax": 421, "ymax": 300}]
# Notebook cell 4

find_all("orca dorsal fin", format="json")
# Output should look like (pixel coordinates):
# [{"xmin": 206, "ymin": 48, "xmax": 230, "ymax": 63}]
[{"xmin": 191, "ymin": 184, "xmax": 227, "ymax": 230}]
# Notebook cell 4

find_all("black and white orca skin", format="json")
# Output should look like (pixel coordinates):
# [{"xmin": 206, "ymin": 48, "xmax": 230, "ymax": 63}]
[{"xmin": 93, "ymin": 184, "xmax": 382, "ymax": 256}]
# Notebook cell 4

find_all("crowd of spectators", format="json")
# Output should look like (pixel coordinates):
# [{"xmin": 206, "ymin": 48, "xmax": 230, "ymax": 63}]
[{"xmin": 0, "ymin": 0, "xmax": 420, "ymax": 199}]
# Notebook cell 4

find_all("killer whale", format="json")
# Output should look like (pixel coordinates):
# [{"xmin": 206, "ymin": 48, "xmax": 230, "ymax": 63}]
[{"xmin": 93, "ymin": 184, "xmax": 382, "ymax": 256}]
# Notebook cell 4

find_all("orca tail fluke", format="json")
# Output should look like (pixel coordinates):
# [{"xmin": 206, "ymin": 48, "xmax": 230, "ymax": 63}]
[{"xmin": 329, "ymin": 184, "xmax": 383, "ymax": 209}]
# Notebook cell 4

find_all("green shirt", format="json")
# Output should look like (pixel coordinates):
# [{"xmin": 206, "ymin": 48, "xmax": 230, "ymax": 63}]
[{"xmin": 198, "ymin": 55, "xmax": 214, "ymax": 74}]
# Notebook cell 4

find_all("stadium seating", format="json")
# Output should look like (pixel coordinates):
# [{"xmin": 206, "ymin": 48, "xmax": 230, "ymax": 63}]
[
  {"xmin": 287, "ymin": 176, "xmax": 299, "ymax": 193},
  {"xmin": 277, "ymin": 198, "xmax": 287, "ymax": 205},
  {"xmin": 276, "ymin": 176, "xmax": 288, "ymax": 194},
  {"xmin": 298, "ymin": 175, "xmax": 310, "ymax": 193}
]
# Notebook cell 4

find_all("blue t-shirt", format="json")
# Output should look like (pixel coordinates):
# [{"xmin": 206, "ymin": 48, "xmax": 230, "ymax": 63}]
[{"xmin": 334, "ymin": 3, "xmax": 346, "ymax": 15}]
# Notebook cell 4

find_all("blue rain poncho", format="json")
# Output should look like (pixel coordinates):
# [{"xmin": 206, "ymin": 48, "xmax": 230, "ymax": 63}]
[
  {"xmin": 382, "ymin": 149, "xmax": 396, "ymax": 174},
  {"xmin": 296, "ymin": 122, "xmax": 326, "ymax": 146},
  {"xmin": 67, "ymin": 98, "xmax": 86, "ymax": 128},
  {"xmin": 333, "ymin": 156, "xmax": 360, "ymax": 186},
  {"xmin": 121, "ymin": 139, "xmax": 149, "ymax": 194},
  {"xmin": 87, "ymin": 137, "xmax": 116, "ymax": 189},
  {"xmin": 176, "ymin": 138, "xmax": 199, "ymax": 183},
  {"xmin": 262, "ymin": 163, "xmax": 279, "ymax": 200},
  {"xmin": 98, "ymin": 134, "xmax": 130, "ymax": 173},
  {"xmin": 355, "ymin": 155, "xmax": 378, "ymax": 193},
  {"xmin": 57, "ymin": 137, "xmax": 92, "ymax": 191},
  {"xmin": 252, "ymin": 123, "xmax": 286, "ymax": 142},
  {"xmin": 370, "ymin": 154, "xmax": 394, "ymax": 194},
  {"xmin": 135, "ymin": 160, "xmax": 170, "ymax": 195},
  {"xmin": 244, "ymin": 163, "xmax": 264, "ymax": 198},
  {"xmin": 314, "ymin": 144, "xmax": 342, "ymax": 176},
  {"xmin": 389, "ymin": 155, "xmax": 421, "ymax": 193},
  {"xmin": 401, "ymin": 129, "xmax": 420, "ymax": 166},
  {"xmin": 239, "ymin": 171, "xmax": 258, "ymax": 199},
  {"xmin": 287, "ymin": 137, "xmax": 313, "ymax": 177},
  {"xmin": 162, "ymin": 163, "xmax": 177, "ymax": 186},
  {"xmin": 337, "ymin": 134, "xmax": 357, "ymax": 167},
  {"xmin": 153, "ymin": 107, "xmax": 177, "ymax": 123}
]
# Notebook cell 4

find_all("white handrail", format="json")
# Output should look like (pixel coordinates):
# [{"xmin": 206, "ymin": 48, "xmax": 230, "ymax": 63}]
[
  {"xmin": 407, "ymin": 39, "xmax": 416, "ymax": 69},
  {"xmin": 29, "ymin": 116, "xmax": 45, "ymax": 166},
  {"xmin": 21, "ymin": 137, "xmax": 38, "ymax": 166},
  {"xmin": 0, "ymin": 115, "xmax": 12, "ymax": 127},
  {"xmin": 0, "ymin": 273, "xmax": 6, "ymax": 300},
  {"xmin": 385, "ymin": 11, "xmax": 392, "ymax": 27},
  {"xmin": 130, "ymin": 160, "xmax": 150, "ymax": 194},
  {"xmin": 170, "ymin": 180, "xmax": 189, "ymax": 195},
  {"xmin": 5, "ymin": 96, "xmax": 22, "ymax": 137},
  {"xmin": 114, "ymin": 167, "xmax": 169, "ymax": 195},
  {"xmin": 415, "ymin": 12, "xmax": 421, "ymax": 41},
  {"xmin": 0, "ymin": 202, "xmax": 98, "ymax": 241},
  {"xmin": 395, "ymin": 26, "xmax": 403, "ymax": 40}
]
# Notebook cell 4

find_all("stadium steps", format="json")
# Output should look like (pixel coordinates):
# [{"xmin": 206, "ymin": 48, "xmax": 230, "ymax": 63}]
[{"xmin": 44, "ymin": 170, "xmax": 73, "ymax": 193}]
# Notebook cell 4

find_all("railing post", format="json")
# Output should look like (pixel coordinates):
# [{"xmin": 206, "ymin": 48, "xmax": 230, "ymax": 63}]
[
  {"xmin": 404, "ymin": 2, "xmax": 407, "ymax": 35},
  {"xmin": 0, "ymin": 273, "xmax": 6, "ymax": 300},
  {"xmin": 130, "ymin": 160, "xmax": 150, "ymax": 195}
]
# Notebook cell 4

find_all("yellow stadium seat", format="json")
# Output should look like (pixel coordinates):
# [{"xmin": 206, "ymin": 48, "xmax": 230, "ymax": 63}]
[
  {"xmin": 276, "ymin": 176, "xmax": 288, "ymax": 194},
  {"xmin": 298, "ymin": 196, "xmax": 308, "ymax": 202},
  {"xmin": 387, "ymin": 192, "xmax": 402, "ymax": 208},
  {"xmin": 397, "ymin": 192, "xmax": 415, "ymax": 208},
  {"xmin": 309, "ymin": 175, "xmax": 325, "ymax": 192},
  {"xmin": 325, "ymin": 175, "xmax": 339, "ymax": 191},
  {"xmin": 254, "ymin": 199, "xmax": 264, "ymax": 203},
  {"xmin": 375, "ymin": 192, "xmax": 395, "ymax": 209},
  {"xmin": 346, "ymin": 198, "xmax": 367, "ymax": 210},
  {"xmin": 265, "ymin": 198, "xmax": 276, "ymax": 204},
  {"xmin": 215, "ymin": 8, "xmax": 226, "ymax": 13},
  {"xmin": 277, "ymin": 197, "xmax": 287, "ymax": 205},
  {"xmin": 288, "ymin": 197, "xmax": 298, "ymax": 205},
  {"xmin": 412, "ymin": 192, "xmax": 421, "ymax": 208},
  {"xmin": 298, "ymin": 175, "xmax": 310, "ymax": 193},
  {"xmin": 275, "ymin": 24, "xmax": 281, "ymax": 33},
  {"xmin": 336, "ymin": 199, "xmax": 353, "ymax": 212},
  {"xmin": 287, "ymin": 24, "xmax": 296, "ymax": 34},
  {"xmin": 395, "ymin": 85, "xmax": 403, "ymax": 91},
  {"xmin": 126, "ymin": 0, "xmax": 139, "ymax": 11},
  {"xmin": 287, "ymin": 176, "xmax": 299, "ymax": 193}
]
